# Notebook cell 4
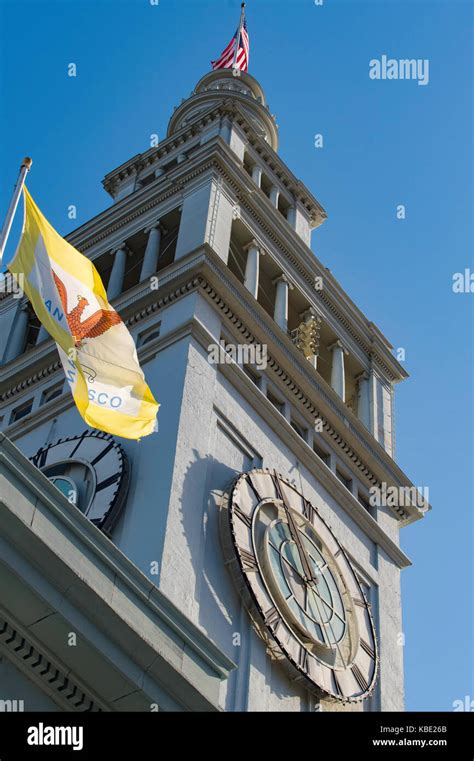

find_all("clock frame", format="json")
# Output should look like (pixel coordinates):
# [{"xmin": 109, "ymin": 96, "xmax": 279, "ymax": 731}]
[
  {"xmin": 220, "ymin": 468, "xmax": 379, "ymax": 703},
  {"xmin": 30, "ymin": 430, "xmax": 130, "ymax": 534}
]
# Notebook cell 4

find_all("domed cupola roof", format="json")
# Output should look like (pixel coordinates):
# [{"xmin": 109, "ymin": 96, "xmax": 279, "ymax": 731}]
[{"xmin": 167, "ymin": 68, "xmax": 279, "ymax": 151}]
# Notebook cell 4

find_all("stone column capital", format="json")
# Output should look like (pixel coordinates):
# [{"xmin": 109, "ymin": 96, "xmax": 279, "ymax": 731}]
[
  {"xmin": 111, "ymin": 243, "xmax": 131, "ymax": 256},
  {"xmin": 273, "ymin": 273, "xmax": 294, "ymax": 290},
  {"xmin": 328, "ymin": 339, "xmax": 348, "ymax": 355},
  {"xmin": 356, "ymin": 370, "xmax": 370, "ymax": 384},
  {"xmin": 243, "ymin": 239, "xmax": 264, "ymax": 255},
  {"xmin": 144, "ymin": 221, "xmax": 165, "ymax": 236}
]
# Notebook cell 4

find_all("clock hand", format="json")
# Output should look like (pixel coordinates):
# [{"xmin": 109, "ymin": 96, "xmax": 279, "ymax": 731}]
[
  {"xmin": 272, "ymin": 472, "xmax": 317, "ymax": 584},
  {"xmin": 288, "ymin": 511, "xmax": 317, "ymax": 583},
  {"xmin": 271, "ymin": 473, "xmax": 347, "ymax": 667},
  {"xmin": 305, "ymin": 578, "xmax": 347, "ymax": 669}
]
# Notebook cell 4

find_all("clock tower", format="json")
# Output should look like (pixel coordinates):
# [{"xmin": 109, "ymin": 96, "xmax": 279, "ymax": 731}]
[{"xmin": 0, "ymin": 68, "xmax": 429, "ymax": 712}]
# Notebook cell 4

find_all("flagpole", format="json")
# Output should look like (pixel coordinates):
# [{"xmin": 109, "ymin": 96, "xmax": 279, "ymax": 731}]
[
  {"xmin": 232, "ymin": 2, "xmax": 246, "ymax": 70},
  {"xmin": 0, "ymin": 157, "xmax": 32, "ymax": 261}
]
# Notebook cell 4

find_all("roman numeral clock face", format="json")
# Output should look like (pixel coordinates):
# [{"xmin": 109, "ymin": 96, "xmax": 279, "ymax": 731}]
[
  {"xmin": 30, "ymin": 431, "xmax": 130, "ymax": 533},
  {"xmin": 220, "ymin": 469, "xmax": 378, "ymax": 703}
]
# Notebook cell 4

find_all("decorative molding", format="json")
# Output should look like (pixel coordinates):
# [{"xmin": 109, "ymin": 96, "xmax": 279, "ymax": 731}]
[
  {"xmin": 196, "ymin": 273, "xmax": 413, "ymax": 522},
  {"xmin": 0, "ymin": 136, "xmax": 403, "ymax": 384},
  {"xmin": 0, "ymin": 279, "xmax": 201, "ymax": 407},
  {"xmin": 0, "ymin": 613, "xmax": 104, "ymax": 712},
  {"xmin": 0, "ymin": 261, "xmax": 420, "ymax": 525},
  {"xmin": 0, "ymin": 360, "xmax": 62, "ymax": 402}
]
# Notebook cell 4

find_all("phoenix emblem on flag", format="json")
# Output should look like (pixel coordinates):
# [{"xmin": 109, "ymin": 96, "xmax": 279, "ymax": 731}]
[{"xmin": 53, "ymin": 271, "xmax": 122, "ymax": 348}]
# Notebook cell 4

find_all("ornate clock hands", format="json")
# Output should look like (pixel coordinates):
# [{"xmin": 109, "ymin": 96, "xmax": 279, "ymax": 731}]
[
  {"xmin": 227, "ymin": 469, "xmax": 378, "ymax": 701},
  {"xmin": 271, "ymin": 474, "xmax": 347, "ymax": 667},
  {"xmin": 272, "ymin": 472, "xmax": 319, "ymax": 585},
  {"xmin": 281, "ymin": 539, "xmax": 347, "ymax": 667}
]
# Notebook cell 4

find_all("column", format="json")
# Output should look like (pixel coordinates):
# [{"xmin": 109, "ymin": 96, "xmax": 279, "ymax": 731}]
[
  {"xmin": 356, "ymin": 371, "xmax": 371, "ymax": 429},
  {"xmin": 329, "ymin": 340, "xmax": 347, "ymax": 401},
  {"xmin": 269, "ymin": 185, "xmax": 280, "ymax": 208},
  {"xmin": 36, "ymin": 324, "xmax": 49, "ymax": 345},
  {"xmin": 251, "ymin": 164, "xmax": 262, "ymax": 188},
  {"xmin": 4, "ymin": 304, "xmax": 29, "ymax": 362},
  {"xmin": 286, "ymin": 206, "xmax": 297, "ymax": 228},
  {"xmin": 273, "ymin": 275, "xmax": 292, "ymax": 332},
  {"xmin": 220, "ymin": 116, "xmax": 232, "ymax": 143},
  {"xmin": 140, "ymin": 223, "xmax": 162, "ymax": 282},
  {"xmin": 107, "ymin": 244, "xmax": 128, "ymax": 300},
  {"xmin": 243, "ymin": 240, "xmax": 262, "ymax": 298}
]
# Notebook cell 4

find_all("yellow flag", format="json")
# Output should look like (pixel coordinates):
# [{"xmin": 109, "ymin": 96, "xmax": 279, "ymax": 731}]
[{"xmin": 8, "ymin": 187, "xmax": 159, "ymax": 439}]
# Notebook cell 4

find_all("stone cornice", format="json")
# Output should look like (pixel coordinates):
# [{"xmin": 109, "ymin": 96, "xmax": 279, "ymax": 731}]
[
  {"xmin": 0, "ymin": 611, "xmax": 106, "ymax": 712},
  {"xmin": 0, "ymin": 434, "xmax": 236, "ymax": 710},
  {"xmin": 193, "ymin": 257, "xmax": 426, "ymax": 524},
  {"xmin": 103, "ymin": 97, "xmax": 324, "ymax": 226},
  {"xmin": 101, "ymin": 136, "xmax": 404, "ymax": 384},
  {"xmin": 0, "ymin": 274, "xmax": 201, "ymax": 406},
  {"xmin": 1, "ymin": 251, "xmax": 427, "ymax": 527},
  {"xmin": 0, "ymin": 134, "xmax": 405, "ymax": 384},
  {"xmin": 102, "ymin": 109, "xmax": 222, "ymax": 194},
  {"xmin": 224, "ymin": 100, "xmax": 326, "ymax": 225},
  {"xmin": 179, "ymin": 322, "xmax": 412, "ymax": 566}
]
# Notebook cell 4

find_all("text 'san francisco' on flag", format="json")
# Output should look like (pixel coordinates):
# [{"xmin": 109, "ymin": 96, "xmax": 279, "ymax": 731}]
[{"xmin": 7, "ymin": 187, "xmax": 159, "ymax": 440}]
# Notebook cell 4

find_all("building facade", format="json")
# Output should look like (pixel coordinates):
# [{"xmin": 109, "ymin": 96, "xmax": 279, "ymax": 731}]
[{"xmin": 0, "ymin": 68, "xmax": 429, "ymax": 712}]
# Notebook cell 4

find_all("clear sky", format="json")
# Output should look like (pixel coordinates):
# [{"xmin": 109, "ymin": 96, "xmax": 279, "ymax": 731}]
[{"xmin": 0, "ymin": 0, "xmax": 472, "ymax": 712}]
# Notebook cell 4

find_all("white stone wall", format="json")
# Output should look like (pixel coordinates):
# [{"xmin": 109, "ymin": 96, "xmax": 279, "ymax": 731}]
[
  {"xmin": 0, "ymin": 299, "xmax": 22, "ymax": 363},
  {"xmin": 155, "ymin": 328, "xmax": 404, "ymax": 711},
  {"xmin": 175, "ymin": 173, "xmax": 234, "ymax": 263},
  {"xmin": 371, "ymin": 372, "xmax": 394, "ymax": 458},
  {"xmin": 2, "ymin": 287, "xmax": 405, "ymax": 712}
]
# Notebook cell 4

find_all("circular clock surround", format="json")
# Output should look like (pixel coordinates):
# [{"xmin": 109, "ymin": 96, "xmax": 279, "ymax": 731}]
[
  {"xmin": 220, "ymin": 468, "xmax": 378, "ymax": 703},
  {"xmin": 30, "ymin": 430, "xmax": 130, "ymax": 534}
]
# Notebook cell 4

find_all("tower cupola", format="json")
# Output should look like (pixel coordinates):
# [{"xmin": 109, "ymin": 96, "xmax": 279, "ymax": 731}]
[{"xmin": 167, "ymin": 69, "xmax": 279, "ymax": 151}]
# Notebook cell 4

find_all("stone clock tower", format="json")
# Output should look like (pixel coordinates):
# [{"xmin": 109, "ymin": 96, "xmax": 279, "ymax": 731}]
[{"xmin": 0, "ymin": 68, "xmax": 429, "ymax": 712}]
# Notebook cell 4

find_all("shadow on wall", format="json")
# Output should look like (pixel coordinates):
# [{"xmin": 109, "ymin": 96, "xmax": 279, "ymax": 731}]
[{"xmin": 178, "ymin": 446, "xmax": 297, "ymax": 708}]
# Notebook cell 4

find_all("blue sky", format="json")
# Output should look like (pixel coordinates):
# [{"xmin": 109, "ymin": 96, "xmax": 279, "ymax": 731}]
[{"xmin": 0, "ymin": 0, "xmax": 472, "ymax": 711}]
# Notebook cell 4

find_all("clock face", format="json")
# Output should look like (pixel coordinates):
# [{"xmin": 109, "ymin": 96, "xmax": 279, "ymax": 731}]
[
  {"xmin": 248, "ymin": 114, "xmax": 268, "ymax": 139},
  {"xmin": 30, "ymin": 430, "xmax": 130, "ymax": 533},
  {"xmin": 221, "ymin": 469, "xmax": 378, "ymax": 702}
]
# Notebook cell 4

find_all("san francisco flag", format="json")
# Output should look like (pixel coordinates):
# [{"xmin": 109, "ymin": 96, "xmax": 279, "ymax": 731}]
[{"xmin": 7, "ymin": 187, "xmax": 159, "ymax": 440}]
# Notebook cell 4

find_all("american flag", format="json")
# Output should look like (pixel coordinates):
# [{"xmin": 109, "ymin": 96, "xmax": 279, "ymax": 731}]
[{"xmin": 211, "ymin": 17, "xmax": 249, "ymax": 73}]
